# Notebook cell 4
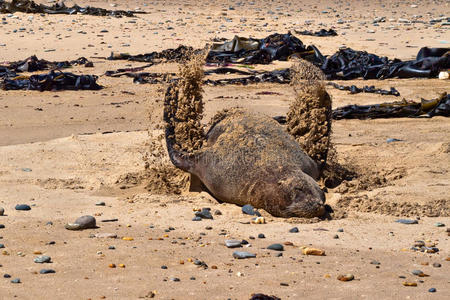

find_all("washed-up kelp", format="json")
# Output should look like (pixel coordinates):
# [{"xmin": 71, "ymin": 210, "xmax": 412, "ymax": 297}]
[
  {"xmin": 206, "ymin": 32, "xmax": 324, "ymax": 64},
  {"xmin": 106, "ymin": 68, "xmax": 291, "ymax": 85},
  {"xmin": 321, "ymin": 47, "xmax": 449, "ymax": 80},
  {"xmin": 204, "ymin": 69, "xmax": 291, "ymax": 85},
  {"xmin": 107, "ymin": 45, "xmax": 198, "ymax": 63},
  {"xmin": 1, "ymin": 70, "xmax": 102, "ymax": 91},
  {"xmin": 0, "ymin": 0, "xmax": 145, "ymax": 17},
  {"xmin": 328, "ymin": 82, "xmax": 400, "ymax": 96},
  {"xmin": 294, "ymin": 29, "xmax": 338, "ymax": 37},
  {"xmin": 332, "ymin": 93, "xmax": 449, "ymax": 119},
  {"xmin": 1, "ymin": 55, "xmax": 92, "ymax": 73}
]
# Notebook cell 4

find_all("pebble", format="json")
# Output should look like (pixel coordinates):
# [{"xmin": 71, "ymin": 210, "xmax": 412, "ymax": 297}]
[
  {"xmin": 386, "ymin": 138, "xmax": 402, "ymax": 143},
  {"xmin": 439, "ymin": 71, "xmax": 449, "ymax": 80},
  {"xmin": 257, "ymin": 233, "xmax": 265, "ymax": 239},
  {"xmin": 251, "ymin": 217, "xmax": 265, "ymax": 224},
  {"xmin": 0, "ymin": 224, "xmax": 4, "ymax": 229},
  {"xmin": 170, "ymin": 277, "xmax": 180, "ymax": 282},
  {"xmin": 432, "ymin": 263, "xmax": 441, "ymax": 268},
  {"xmin": 0, "ymin": 207, "xmax": 4, "ymax": 216},
  {"xmin": 333, "ymin": 235, "xmax": 339, "ymax": 239},
  {"xmin": 95, "ymin": 202, "xmax": 106, "ymax": 206},
  {"xmin": 225, "ymin": 240, "xmax": 242, "ymax": 248},
  {"xmin": 395, "ymin": 219, "xmax": 418, "ymax": 224},
  {"xmin": 161, "ymin": 265, "xmax": 168, "ymax": 269},
  {"xmin": 289, "ymin": 227, "xmax": 299, "ymax": 233},
  {"xmin": 233, "ymin": 251, "xmax": 256, "ymax": 259},
  {"xmin": 4, "ymin": 274, "xmax": 11, "ymax": 278},
  {"xmin": 195, "ymin": 208, "xmax": 213, "ymax": 219},
  {"xmin": 428, "ymin": 288, "xmax": 436, "ymax": 293},
  {"xmin": 65, "ymin": 215, "xmax": 96, "ymax": 230},
  {"xmin": 15, "ymin": 204, "xmax": 31, "ymax": 211},
  {"xmin": 0, "ymin": 244, "xmax": 4, "ymax": 248},
  {"xmin": 11, "ymin": 278, "xmax": 20, "ymax": 284},
  {"xmin": 214, "ymin": 209, "xmax": 222, "ymax": 215},
  {"xmin": 34, "ymin": 256, "xmax": 51, "ymax": 263},
  {"xmin": 108, "ymin": 246, "xmax": 115, "ymax": 250},
  {"xmin": 267, "ymin": 244, "xmax": 284, "ymax": 251},
  {"xmin": 192, "ymin": 216, "xmax": 202, "ymax": 221},
  {"xmin": 337, "ymin": 274, "xmax": 354, "ymax": 281},
  {"xmin": 337, "ymin": 228, "xmax": 344, "ymax": 232},
  {"xmin": 95, "ymin": 233, "xmax": 117, "ymax": 238},
  {"xmin": 434, "ymin": 222, "xmax": 445, "ymax": 227},
  {"xmin": 370, "ymin": 260, "xmax": 381, "ymax": 265},
  {"xmin": 39, "ymin": 269, "xmax": 55, "ymax": 274},
  {"xmin": 242, "ymin": 204, "xmax": 260, "ymax": 216},
  {"xmin": 403, "ymin": 282, "xmax": 417, "ymax": 287},
  {"xmin": 301, "ymin": 247, "xmax": 325, "ymax": 256}
]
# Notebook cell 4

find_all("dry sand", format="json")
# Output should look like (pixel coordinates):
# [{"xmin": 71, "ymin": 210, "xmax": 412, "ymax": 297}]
[{"xmin": 0, "ymin": 0, "xmax": 449, "ymax": 299}]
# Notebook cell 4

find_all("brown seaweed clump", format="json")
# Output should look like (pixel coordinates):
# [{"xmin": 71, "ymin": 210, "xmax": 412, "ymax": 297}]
[
  {"xmin": 164, "ymin": 53, "xmax": 206, "ymax": 153},
  {"xmin": 287, "ymin": 59, "xmax": 332, "ymax": 169}
]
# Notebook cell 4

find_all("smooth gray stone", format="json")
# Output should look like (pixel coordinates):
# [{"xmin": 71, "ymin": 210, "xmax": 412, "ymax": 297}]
[{"xmin": 233, "ymin": 251, "xmax": 256, "ymax": 259}]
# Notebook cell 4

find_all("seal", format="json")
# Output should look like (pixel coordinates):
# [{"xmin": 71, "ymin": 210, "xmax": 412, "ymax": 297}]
[{"xmin": 163, "ymin": 56, "xmax": 326, "ymax": 218}]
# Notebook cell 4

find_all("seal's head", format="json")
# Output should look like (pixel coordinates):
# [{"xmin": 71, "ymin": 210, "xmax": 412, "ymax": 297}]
[{"xmin": 278, "ymin": 175, "xmax": 326, "ymax": 218}]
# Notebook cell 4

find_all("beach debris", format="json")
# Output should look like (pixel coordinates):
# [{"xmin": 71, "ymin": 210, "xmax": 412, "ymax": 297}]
[
  {"xmin": 332, "ymin": 93, "xmax": 449, "ymax": 119},
  {"xmin": 0, "ymin": 0, "xmax": 146, "ymax": 17},
  {"xmin": 328, "ymin": 82, "xmax": 400, "ymax": 96},
  {"xmin": 1, "ymin": 71, "xmax": 102, "ymax": 91},
  {"xmin": 294, "ymin": 28, "xmax": 337, "ymax": 37}
]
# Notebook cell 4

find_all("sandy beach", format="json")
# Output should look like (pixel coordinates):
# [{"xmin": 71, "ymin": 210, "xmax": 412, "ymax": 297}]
[{"xmin": 0, "ymin": 1, "xmax": 449, "ymax": 299}]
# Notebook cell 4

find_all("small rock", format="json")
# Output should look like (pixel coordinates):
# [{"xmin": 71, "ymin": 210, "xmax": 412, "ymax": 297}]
[
  {"xmin": 0, "ymin": 244, "xmax": 4, "ymax": 248},
  {"xmin": 170, "ymin": 277, "xmax": 180, "ymax": 282},
  {"xmin": 337, "ymin": 228, "xmax": 344, "ymax": 232},
  {"xmin": 11, "ymin": 278, "xmax": 20, "ymax": 284},
  {"xmin": 214, "ymin": 210, "xmax": 222, "ymax": 215},
  {"xmin": 257, "ymin": 233, "xmax": 265, "ymax": 239},
  {"xmin": 434, "ymin": 222, "xmax": 445, "ymax": 227},
  {"xmin": 251, "ymin": 217, "xmax": 265, "ymax": 224},
  {"xmin": 192, "ymin": 216, "xmax": 202, "ymax": 221},
  {"xmin": 403, "ymin": 282, "xmax": 417, "ymax": 287},
  {"xmin": 108, "ymin": 246, "xmax": 115, "ymax": 250},
  {"xmin": 65, "ymin": 215, "xmax": 96, "ymax": 230},
  {"xmin": 370, "ymin": 260, "xmax": 381, "ymax": 265},
  {"xmin": 233, "ymin": 251, "xmax": 256, "ymax": 259},
  {"xmin": 225, "ymin": 240, "xmax": 242, "ymax": 248},
  {"xmin": 242, "ymin": 204, "xmax": 260, "ymax": 216},
  {"xmin": 395, "ymin": 219, "xmax": 418, "ymax": 224},
  {"xmin": 428, "ymin": 288, "xmax": 436, "ymax": 293},
  {"xmin": 95, "ymin": 233, "xmax": 117, "ymax": 239},
  {"xmin": 95, "ymin": 202, "xmax": 106, "ymax": 206},
  {"xmin": 34, "ymin": 256, "xmax": 51, "ymax": 263},
  {"xmin": 161, "ymin": 265, "xmax": 167, "ymax": 269},
  {"xmin": 432, "ymin": 263, "xmax": 441, "ymax": 268},
  {"xmin": 439, "ymin": 71, "xmax": 449, "ymax": 80},
  {"xmin": 39, "ymin": 269, "xmax": 55, "ymax": 274},
  {"xmin": 0, "ymin": 224, "xmax": 4, "ymax": 229},
  {"xmin": 301, "ymin": 247, "xmax": 325, "ymax": 256},
  {"xmin": 333, "ymin": 235, "xmax": 339, "ymax": 239},
  {"xmin": 337, "ymin": 274, "xmax": 354, "ymax": 281},
  {"xmin": 289, "ymin": 227, "xmax": 299, "ymax": 233},
  {"xmin": 4, "ymin": 274, "xmax": 11, "ymax": 278},
  {"xmin": 195, "ymin": 208, "xmax": 213, "ymax": 219},
  {"xmin": 0, "ymin": 207, "xmax": 4, "ymax": 216},
  {"xmin": 267, "ymin": 244, "xmax": 284, "ymax": 251},
  {"xmin": 15, "ymin": 204, "xmax": 31, "ymax": 211},
  {"xmin": 386, "ymin": 138, "xmax": 402, "ymax": 143}
]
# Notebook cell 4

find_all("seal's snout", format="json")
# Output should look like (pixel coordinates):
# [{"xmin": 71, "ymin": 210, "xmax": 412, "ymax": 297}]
[{"xmin": 285, "ymin": 195, "xmax": 326, "ymax": 218}]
